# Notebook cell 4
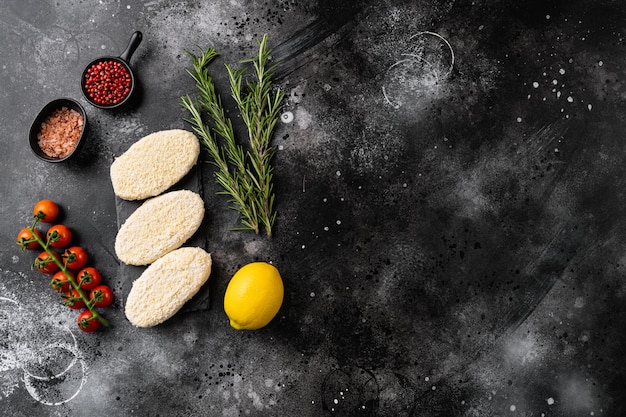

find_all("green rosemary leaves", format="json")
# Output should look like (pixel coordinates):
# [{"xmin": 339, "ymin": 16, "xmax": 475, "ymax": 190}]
[{"xmin": 181, "ymin": 35, "xmax": 284, "ymax": 237}]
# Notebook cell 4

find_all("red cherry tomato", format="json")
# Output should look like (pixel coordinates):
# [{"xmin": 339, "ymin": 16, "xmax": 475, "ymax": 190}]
[
  {"xmin": 16, "ymin": 228, "xmax": 41, "ymax": 250},
  {"xmin": 89, "ymin": 285, "xmax": 113, "ymax": 308},
  {"xmin": 46, "ymin": 224, "xmax": 72, "ymax": 248},
  {"xmin": 63, "ymin": 246, "xmax": 88, "ymax": 270},
  {"xmin": 51, "ymin": 271, "xmax": 73, "ymax": 293},
  {"xmin": 77, "ymin": 267, "xmax": 101, "ymax": 291},
  {"xmin": 33, "ymin": 200, "xmax": 59, "ymax": 223},
  {"xmin": 34, "ymin": 251, "xmax": 60, "ymax": 274},
  {"xmin": 64, "ymin": 289, "xmax": 86, "ymax": 309},
  {"xmin": 77, "ymin": 310, "xmax": 101, "ymax": 333}
]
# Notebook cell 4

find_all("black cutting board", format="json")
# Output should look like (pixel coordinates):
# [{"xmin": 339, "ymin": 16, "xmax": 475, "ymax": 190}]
[{"xmin": 113, "ymin": 164, "xmax": 211, "ymax": 317}]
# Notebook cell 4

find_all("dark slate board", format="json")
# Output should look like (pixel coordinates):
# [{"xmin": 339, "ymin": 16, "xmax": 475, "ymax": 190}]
[{"xmin": 113, "ymin": 164, "xmax": 211, "ymax": 315}]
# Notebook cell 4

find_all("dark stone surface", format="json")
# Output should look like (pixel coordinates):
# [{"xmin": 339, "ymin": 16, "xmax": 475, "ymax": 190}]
[{"xmin": 1, "ymin": 0, "xmax": 626, "ymax": 415}]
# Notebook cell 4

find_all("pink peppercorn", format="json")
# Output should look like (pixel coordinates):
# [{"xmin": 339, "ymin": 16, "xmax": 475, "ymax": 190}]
[{"xmin": 83, "ymin": 60, "xmax": 132, "ymax": 106}]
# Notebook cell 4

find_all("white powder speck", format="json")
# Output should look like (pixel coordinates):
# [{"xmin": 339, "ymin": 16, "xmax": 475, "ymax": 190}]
[
  {"xmin": 546, "ymin": 14, "xmax": 550, "ymax": 19},
  {"xmin": 516, "ymin": 117, "xmax": 522, "ymax": 123},
  {"xmin": 559, "ymin": 68, "xmax": 565, "ymax": 75},
  {"xmin": 547, "ymin": 397, "xmax": 555, "ymax": 405},
  {"xmin": 310, "ymin": 292, "xmax": 315, "ymax": 297},
  {"xmin": 281, "ymin": 111, "xmax": 294, "ymax": 123},
  {"xmin": 567, "ymin": 96, "xmax": 574, "ymax": 102},
  {"xmin": 336, "ymin": 220, "xmax": 341, "ymax": 225},
  {"xmin": 301, "ymin": 245, "xmax": 306, "ymax": 249},
  {"xmin": 552, "ymin": 79, "xmax": 558, "ymax": 85},
  {"xmin": 533, "ymin": 81, "xmax": 539, "ymax": 88},
  {"xmin": 598, "ymin": 60, "xmax": 604, "ymax": 66},
  {"xmin": 127, "ymin": 4, "xmax": 131, "ymax": 9},
  {"xmin": 588, "ymin": 104, "xmax": 593, "ymax": 111},
  {"xmin": 336, "ymin": 170, "xmax": 341, "ymax": 177},
  {"xmin": 510, "ymin": 405, "xmax": 516, "ymax": 412},
  {"xmin": 324, "ymin": 227, "xmax": 329, "ymax": 231}
]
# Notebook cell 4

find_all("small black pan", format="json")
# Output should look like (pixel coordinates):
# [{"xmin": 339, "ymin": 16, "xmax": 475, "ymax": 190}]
[{"xmin": 80, "ymin": 31, "xmax": 142, "ymax": 109}]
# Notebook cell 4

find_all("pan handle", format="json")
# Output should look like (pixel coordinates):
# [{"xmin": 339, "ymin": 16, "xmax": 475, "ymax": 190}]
[{"xmin": 119, "ymin": 31, "xmax": 143, "ymax": 63}]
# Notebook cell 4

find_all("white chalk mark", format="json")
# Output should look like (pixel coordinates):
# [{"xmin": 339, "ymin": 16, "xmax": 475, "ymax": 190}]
[
  {"xmin": 382, "ymin": 31, "xmax": 454, "ymax": 108},
  {"xmin": 382, "ymin": 57, "xmax": 441, "ymax": 108},
  {"xmin": 408, "ymin": 31, "xmax": 455, "ymax": 79},
  {"xmin": 21, "ymin": 336, "xmax": 79, "ymax": 381},
  {"xmin": 0, "ymin": 293, "xmax": 87, "ymax": 406},
  {"xmin": 22, "ymin": 342, "xmax": 87, "ymax": 406}
]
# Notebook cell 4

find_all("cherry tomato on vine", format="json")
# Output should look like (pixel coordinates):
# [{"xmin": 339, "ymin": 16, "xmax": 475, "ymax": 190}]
[
  {"xmin": 77, "ymin": 310, "xmax": 101, "ymax": 333},
  {"xmin": 33, "ymin": 200, "xmax": 59, "ymax": 223},
  {"xmin": 89, "ymin": 285, "xmax": 113, "ymax": 308},
  {"xmin": 63, "ymin": 246, "xmax": 88, "ymax": 270},
  {"xmin": 77, "ymin": 267, "xmax": 101, "ymax": 291},
  {"xmin": 46, "ymin": 224, "xmax": 72, "ymax": 248},
  {"xmin": 16, "ymin": 228, "xmax": 41, "ymax": 250},
  {"xmin": 51, "ymin": 270, "xmax": 73, "ymax": 293},
  {"xmin": 64, "ymin": 289, "xmax": 86, "ymax": 309},
  {"xmin": 34, "ymin": 251, "xmax": 59, "ymax": 274}
]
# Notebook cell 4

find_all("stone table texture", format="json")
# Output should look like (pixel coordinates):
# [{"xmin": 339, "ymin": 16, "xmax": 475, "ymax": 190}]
[{"xmin": 1, "ymin": 0, "xmax": 625, "ymax": 416}]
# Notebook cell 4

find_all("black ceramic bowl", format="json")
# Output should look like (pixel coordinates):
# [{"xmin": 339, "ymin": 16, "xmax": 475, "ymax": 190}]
[
  {"xmin": 80, "ymin": 31, "xmax": 142, "ymax": 109},
  {"xmin": 29, "ymin": 98, "xmax": 88, "ymax": 163}
]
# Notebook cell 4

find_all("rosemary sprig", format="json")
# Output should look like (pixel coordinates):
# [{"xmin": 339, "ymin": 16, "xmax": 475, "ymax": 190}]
[
  {"xmin": 181, "ymin": 95, "xmax": 260, "ymax": 234},
  {"xmin": 227, "ymin": 35, "xmax": 284, "ymax": 237},
  {"xmin": 181, "ymin": 35, "xmax": 283, "ymax": 237}
]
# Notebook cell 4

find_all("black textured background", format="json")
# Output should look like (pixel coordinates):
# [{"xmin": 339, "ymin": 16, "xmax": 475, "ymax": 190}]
[{"xmin": 1, "ymin": 0, "xmax": 625, "ymax": 415}]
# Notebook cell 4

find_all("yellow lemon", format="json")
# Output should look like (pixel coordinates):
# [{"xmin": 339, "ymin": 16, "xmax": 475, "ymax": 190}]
[{"xmin": 224, "ymin": 262, "xmax": 284, "ymax": 330}]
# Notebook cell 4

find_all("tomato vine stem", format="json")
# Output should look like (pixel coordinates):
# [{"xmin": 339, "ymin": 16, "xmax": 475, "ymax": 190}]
[{"xmin": 27, "ymin": 217, "xmax": 109, "ymax": 328}]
